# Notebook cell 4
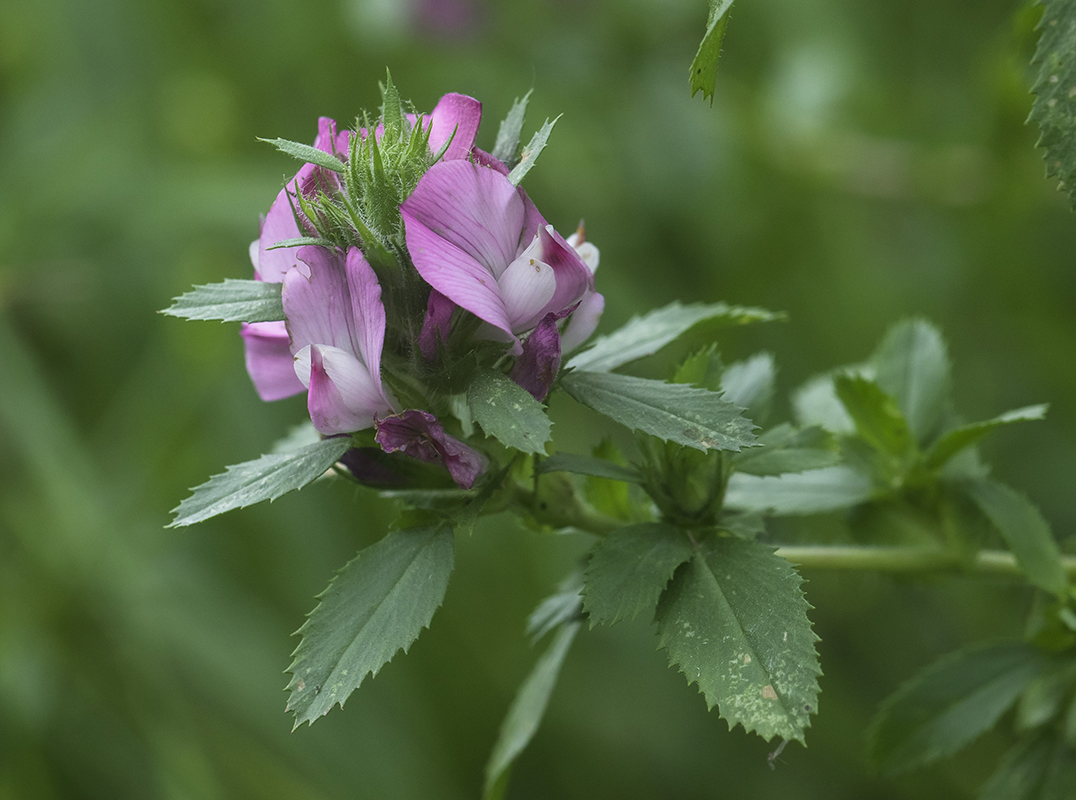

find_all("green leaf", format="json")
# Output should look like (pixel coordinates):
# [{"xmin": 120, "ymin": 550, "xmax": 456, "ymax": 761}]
[
  {"xmin": 655, "ymin": 536, "xmax": 820, "ymax": 743},
  {"xmin": 673, "ymin": 344, "xmax": 724, "ymax": 390},
  {"xmin": 467, "ymin": 369, "xmax": 552, "ymax": 455},
  {"xmin": 733, "ymin": 448, "xmax": 842, "ymax": 477},
  {"xmin": 561, "ymin": 370, "xmax": 757, "ymax": 452},
  {"xmin": 964, "ymin": 479, "xmax": 1068, "ymax": 596},
  {"xmin": 834, "ymin": 374, "xmax": 914, "ymax": 457},
  {"xmin": 1016, "ymin": 665, "xmax": 1076, "ymax": 733},
  {"xmin": 584, "ymin": 439, "xmax": 643, "ymax": 521},
  {"xmin": 259, "ymin": 136, "xmax": 346, "ymax": 173},
  {"xmin": 491, "ymin": 90, "xmax": 532, "ymax": 166},
  {"xmin": 724, "ymin": 466, "xmax": 874, "ymax": 515},
  {"xmin": 689, "ymin": 0, "xmax": 735, "ymax": 105},
  {"xmin": 980, "ymin": 732, "xmax": 1076, "ymax": 800},
  {"xmin": 583, "ymin": 522, "xmax": 693, "ymax": 626},
  {"xmin": 527, "ymin": 572, "xmax": 583, "ymax": 643},
  {"xmin": 270, "ymin": 422, "xmax": 322, "ymax": 454},
  {"xmin": 507, "ymin": 115, "xmax": 560, "ymax": 186},
  {"xmin": 926, "ymin": 405, "xmax": 1049, "ymax": 469},
  {"xmin": 169, "ymin": 437, "xmax": 352, "ymax": 527},
  {"xmin": 793, "ymin": 373, "xmax": 856, "ymax": 435},
  {"xmin": 567, "ymin": 301, "xmax": 782, "ymax": 373},
  {"xmin": 161, "ymin": 279, "xmax": 284, "ymax": 323},
  {"xmin": 483, "ymin": 621, "xmax": 580, "ymax": 800},
  {"xmin": 537, "ymin": 452, "xmax": 643, "ymax": 484},
  {"xmin": 285, "ymin": 524, "xmax": 454, "ymax": 728},
  {"xmin": 1030, "ymin": 0, "xmax": 1076, "ymax": 209},
  {"xmin": 871, "ymin": 319, "xmax": 952, "ymax": 446},
  {"xmin": 721, "ymin": 352, "xmax": 776, "ymax": 420},
  {"xmin": 867, "ymin": 641, "xmax": 1045, "ymax": 776}
]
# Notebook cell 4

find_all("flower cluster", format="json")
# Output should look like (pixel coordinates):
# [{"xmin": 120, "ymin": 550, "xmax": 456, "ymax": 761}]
[{"xmin": 241, "ymin": 91, "xmax": 602, "ymax": 488}]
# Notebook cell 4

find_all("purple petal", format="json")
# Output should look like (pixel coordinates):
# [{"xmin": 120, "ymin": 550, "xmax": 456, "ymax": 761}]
[
  {"xmin": 282, "ymin": 247, "xmax": 387, "ymax": 400},
  {"xmin": 427, "ymin": 93, "xmax": 482, "ymax": 161},
  {"xmin": 375, "ymin": 410, "xmax": 487, "ymax": 489},
  {"xmin": 303, "ymin": 344, "xmax": 392, "ymax": 435},
  {"xmin": 402, "ymin": 160, "xmax": 523, "ymax": 278},
  {"xmin": 240, "ymin": 321, "xmax": 305, "ymax": 401},
  {"xmin": 402, "ymin": 205, "xmax": 518, "ymax": 348},
  {"xmin": 511, "ymin": 313, "xmax": 562, "ymax": 401},
  {"xmin": 419, "ymin": 289, "xmax": 456, "ymax": 361},
  {"xmin": 472, "ymin": 147, "xmax": 510, "ymax": 176},
  {"xmin": 560, "ymin": 290, "xmax": 605, "ymax": 353},
  {"xmin": 534, "ymin": 225, "xmax": 594, "ymax": 320},
  {"xmin": 497, "ymin": 243, "xmax": 557, "ymax": 332}
]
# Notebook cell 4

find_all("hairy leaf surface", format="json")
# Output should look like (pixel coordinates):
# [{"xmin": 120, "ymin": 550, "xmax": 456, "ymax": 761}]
[
  {"xmin": 285, "ymin": 524, "xmax": 454, "ymax": 728},
  {"xmin": 562, "ymin": 371, "xmax": 756, "ymax": 452},
  {"xmin": 468, "ymin": 369, "xmax": 552, "ymax": 455},
  {"xmin": 583, "ymin": 523, "xmax": 693, "ymax": 626},
  {"xmin": 169, "ymin": 437, "xmax": 352, "ymax": 526},
  {"xmin": 567, "ymin": 301, "xmax": 780, "ymax": 373},
  {"xmin": 655, "ymin": 536, "xmax": 820, "ymax": 743},
  {"xmin": 162, "ymin": 279, "xmax": 284, "ymax": 323}
]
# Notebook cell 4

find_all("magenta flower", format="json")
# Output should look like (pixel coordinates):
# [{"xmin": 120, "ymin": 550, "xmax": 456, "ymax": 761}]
[
  {"xmin": 281, "ymin": 246, "xmax": 395, "ymax": 435},
  {"xmin": 401, "ymin": 161, "xmax": 595, "ymax": 354},
  {"xmin": 243, "ymin": 95, "xmax": 484, "ymax": 401}
]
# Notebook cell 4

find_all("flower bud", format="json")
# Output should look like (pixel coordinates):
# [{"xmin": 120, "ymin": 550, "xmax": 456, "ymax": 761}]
[{"xmin": 636, "ymin": 434, "xmax": 731, "ymax": 527}]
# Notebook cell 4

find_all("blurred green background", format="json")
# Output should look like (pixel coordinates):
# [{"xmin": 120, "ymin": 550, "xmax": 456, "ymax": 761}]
[{"xmin": 2, "ymin": 0, "xmax": 1074, "ymax": 796}]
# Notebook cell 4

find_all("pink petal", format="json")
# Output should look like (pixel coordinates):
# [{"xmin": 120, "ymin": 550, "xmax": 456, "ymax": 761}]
[
  {"xmin": 343, "ymin": 247, "xmax": 387, "ymax": 390},
  {"xmin": 560, "ymin": 290, "xmax": 605, "ymax": 353},
  {"xmin": 303, "ymin": 344, "xmax": 392, "ymax": 435},
  {"xmin": 402, "ymin": 206, "xmax": 516, "ymax": 345},
  {"xmin": 472, "ymin": 147, "xmax": 510, "ymax": 176},
  {"xmin": 375, "ymin": 410, "xmax": 487, "ymax": 489},
  {"xmin": 240, "ymin": 321, "xmax": 305, "ymax": 401},
  {"xmin": 427, "ymin": 93, "xmax": 482, "ymax": 161},
  {"xmin": 419, "ymin": 289, "xmax": 456, "ymax": 361},
  {"xmin": 511, "ymin": 313, "xmax": 562, "ymax": 401},
  {"xmin": 401, "ymin": 160, "xmax": 523, "ymax": 278},
  {"xmin": 497, "ymin": 246, "xmax": 557, "ymax": 333},
  {"xmin": 534, "ymin": 225, "xmax": 594, "ymax": 320}
]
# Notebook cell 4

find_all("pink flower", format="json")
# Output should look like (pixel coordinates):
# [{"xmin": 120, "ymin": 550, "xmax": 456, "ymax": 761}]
[{"xmin": 400, "ymin": 160, "xmax": 595, "ymax": 355}]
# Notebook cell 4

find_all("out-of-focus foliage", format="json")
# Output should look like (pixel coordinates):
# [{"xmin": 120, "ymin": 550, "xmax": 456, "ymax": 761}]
[{"xmin": 3, "ymin": 0, "xmax": 1076, "ymax": 798}]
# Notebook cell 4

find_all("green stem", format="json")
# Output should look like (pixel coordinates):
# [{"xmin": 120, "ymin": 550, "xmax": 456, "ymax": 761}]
[{"xmin": 774, "ymin": 545, "xmax": 1076, "ymax": 579}]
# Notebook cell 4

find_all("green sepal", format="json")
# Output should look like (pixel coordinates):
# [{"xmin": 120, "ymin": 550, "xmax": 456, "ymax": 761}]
[
  {"xmin": 259, "ymin": 136, "xmax": 346, "ymax": 173},
  {"xmin": 507, "ymin": 115, "xmax": 561, "ymax": 186},
  {"xmin": 492, "ymin": 90, "xmax": 533, "ymax": 167},
  {"xmin": 265, "ymin": 236, "xmax": 335, "ymax": 251}
]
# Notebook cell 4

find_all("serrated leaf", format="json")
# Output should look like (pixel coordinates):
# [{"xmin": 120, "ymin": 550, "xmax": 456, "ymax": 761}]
[
  {"xmin": 867, "ymin": 641, "xmax": 1045, "ymax": 776},
  {"xmin": 673, "ymin": 344, "xmax": 724, "ymax": 391},
  {"xmin": 161, "ymin": 279, "xmax": 284, "ymax": 323},
  {"xmin": 583, "ymin": 522, "xmax": 693, "ymax": 626},
  {"xmin": 259, "ymin": 136, "xmax": 346, "ymax": 173},
  {"xmin": 169, "ymin": 437, "xmax": 352, "ymax": 527},
  {"xmin": 926, "ymin": 405, "xmax": 1048, "ymax": 469},
  {"xmin": 1030, "ymin": 0, "xmax": 1076, "ymax": 209},
  {"xmin": 285, "ymin": 524, "xmax": 454, "ymax": 727},
  {"xmin": 467, "ymin": 369, "xmax": 552, "ymax": 455},
  {"xmin": 567, "ymin": 301, "xmax": 782, "ymax": 373},
  {"xmin": 492, "ymin": 90, "xmax": 532, "ymax": 166},
  {"xmin": 507, "ymin": 115, "xmax": 560, "ymax": 186},
  {"xmin": 537, "ymin": 452, "xmax": 643, "ymax": 483},
  {"xmin": 834, "ymin": 374, "xmax": 914, "ymax": 457},
  {"xmin": 561, "ymin": 370, "xmax": 756, "ymax": 452},
  {"xmin": 871, "ymin": 319, "xmax": 952, "ymax": 447},
  {"xmin": 655, "ymin": 536, "xmax": 820, "ymax": 743},
  {"xmin": 483, "ymin": 621, "xmax": 579, "ymax": 800},
  {"xmin": 724, "ymin": 466, "xmax": 874, "ymax": 515},
  {"xmin": 526, "ymin": 571, "xmax": 583, "ymax": 643},
  {"xmin": 964, "ymin": 479, "xmax": 1068, "ymax": 596},
  {"xmin": 981, "ymin": 732, "xmax": 1076, "ymax": 800},
  {"xmin": 689, "ymin": 0, "xmax": 735, "ymax": 105},
  {"xmin": 721, "ymin": 352, "xmax": 776, "ymax": 420}
]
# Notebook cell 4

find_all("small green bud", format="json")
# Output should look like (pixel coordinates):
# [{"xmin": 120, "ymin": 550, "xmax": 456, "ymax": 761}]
[{"xmin": 636, "ymin": 434, "xmax": 730, "ymax": 527}]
